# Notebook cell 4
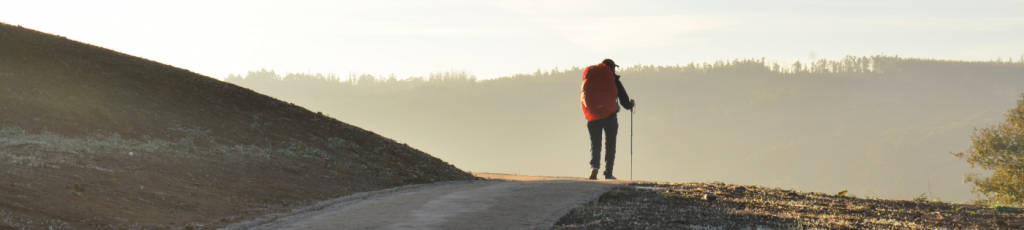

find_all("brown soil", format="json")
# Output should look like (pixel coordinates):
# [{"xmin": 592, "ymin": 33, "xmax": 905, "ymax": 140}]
[
  {"xmin": 0, "ymin": 22, "xmax": 474, "ymax": 229},
  {"xmin": 554, "ymin": 182, "xmax": 1024, "ymax": 229}
]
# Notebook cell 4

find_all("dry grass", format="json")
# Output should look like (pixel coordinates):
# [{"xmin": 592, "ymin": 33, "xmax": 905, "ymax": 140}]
[
  {"xmin": 0, "ymin": 126, "xmax": 474, "ymax": 229},
  {"xmin": 554, "ymin": 182, "xmax": 1024, "ymax": 229},
  {"xmin": 0, "ymin": 125, "xmax": 336, "ymax": 164}
]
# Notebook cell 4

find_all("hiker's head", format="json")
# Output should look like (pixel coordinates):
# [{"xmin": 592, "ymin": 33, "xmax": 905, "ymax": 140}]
[{"xmin": 602, "ymin": 59, "xmax": 619, "ymax": 71}]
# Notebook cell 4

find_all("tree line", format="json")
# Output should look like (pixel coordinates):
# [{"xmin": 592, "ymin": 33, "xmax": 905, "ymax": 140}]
[{"xmin": 227, "ymin": 55, "xmax": 1024, "ymax": 88}]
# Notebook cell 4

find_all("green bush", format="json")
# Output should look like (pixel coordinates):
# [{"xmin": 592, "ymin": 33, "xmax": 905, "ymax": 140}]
[{"xmin": 954, "ymin": 93, "xmax": 1024, "ymax": 205}]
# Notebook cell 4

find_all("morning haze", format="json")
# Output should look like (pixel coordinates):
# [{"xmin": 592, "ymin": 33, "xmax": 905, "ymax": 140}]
[
  {"xmin": 6, "ymin": 1, "xmax": 1024, "ymax": 228},
  {"xmin": 227, "ymin": 56, "xmax": 1024, "ymax": 202}
]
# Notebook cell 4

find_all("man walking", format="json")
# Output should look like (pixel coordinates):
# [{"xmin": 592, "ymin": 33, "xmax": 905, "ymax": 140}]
[{"xmin": 581, "ymin": 59, "xmax": 634, "ymax": 180}]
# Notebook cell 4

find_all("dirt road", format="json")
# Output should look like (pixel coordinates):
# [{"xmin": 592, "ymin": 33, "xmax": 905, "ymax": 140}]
[{"xmin": 223, "ymin": 173, "xmax": 626, "ymax": 230}]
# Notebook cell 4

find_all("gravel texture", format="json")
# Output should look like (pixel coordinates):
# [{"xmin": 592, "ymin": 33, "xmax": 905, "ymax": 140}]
[{"xmin": 554, "ymin": 182, "xmax": 1024, "ymax": 229}]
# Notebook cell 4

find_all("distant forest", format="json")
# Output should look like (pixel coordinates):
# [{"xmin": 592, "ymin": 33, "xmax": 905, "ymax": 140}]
[
  {"xmin": 227, "ymin": 55, "xmax": 1024, "ymax": 91},
  {"xmin": 226, "ymin": 55, "xmax": 1024, "ymax": 202}
]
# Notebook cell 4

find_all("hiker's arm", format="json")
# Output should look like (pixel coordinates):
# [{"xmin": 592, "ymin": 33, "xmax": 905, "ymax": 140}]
[{"xmin": 615, "ymin": 75, "xmax": 634, "ymax": 110}]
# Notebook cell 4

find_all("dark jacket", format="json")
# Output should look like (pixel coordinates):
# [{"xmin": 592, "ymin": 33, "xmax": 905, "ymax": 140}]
[{"xmin": 615, "ymin": 75, "xmax": 634, "ymax": 110}]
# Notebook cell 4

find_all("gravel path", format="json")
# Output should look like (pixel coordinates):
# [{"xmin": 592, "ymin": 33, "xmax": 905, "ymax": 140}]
[{"xmin": 223, "ymin": 173, "xmax": 626, "ymax": 230}]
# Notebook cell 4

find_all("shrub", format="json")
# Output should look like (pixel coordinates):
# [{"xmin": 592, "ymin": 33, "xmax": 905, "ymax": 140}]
[{"xmin": 954, "ymin": 93, "xmax": 1024, "ymax": 205}]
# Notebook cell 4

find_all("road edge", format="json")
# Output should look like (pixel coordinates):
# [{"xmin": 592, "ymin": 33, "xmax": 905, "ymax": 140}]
[
  {"xmin": 219, "ymin": 179, "xmax": 484, "ymax": 230},
  {"xmin": 537, "ymin": 183, "xmax": 627, "ymax": 229}
]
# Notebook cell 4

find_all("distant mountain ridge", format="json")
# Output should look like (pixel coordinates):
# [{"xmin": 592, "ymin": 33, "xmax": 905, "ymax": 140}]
[{"xmin": 227, "ymin": 56, "xmax": 1024, "ymax": 203}]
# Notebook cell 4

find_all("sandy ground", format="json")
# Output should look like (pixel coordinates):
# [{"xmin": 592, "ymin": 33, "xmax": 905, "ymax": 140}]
[{"xmin": 223, "ymin": 173, "xmax": 628, "ymax": 230}]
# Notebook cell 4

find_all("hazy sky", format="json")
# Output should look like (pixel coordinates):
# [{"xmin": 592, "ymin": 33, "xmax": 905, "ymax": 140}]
[{"xmin": 3, "ymin": 0, "xmax": 1023, "ymax": 80}]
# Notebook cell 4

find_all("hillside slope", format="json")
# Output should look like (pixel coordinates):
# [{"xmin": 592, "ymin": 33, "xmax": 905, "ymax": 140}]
[{"xmin": 0, "ymin": 22, "xmax": 473, "ymax": 229}]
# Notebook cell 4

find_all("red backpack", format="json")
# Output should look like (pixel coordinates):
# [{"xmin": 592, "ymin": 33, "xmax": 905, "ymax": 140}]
[{"xmin": 580, "ymin": 63, "xmax": 618, "ymax": 121}]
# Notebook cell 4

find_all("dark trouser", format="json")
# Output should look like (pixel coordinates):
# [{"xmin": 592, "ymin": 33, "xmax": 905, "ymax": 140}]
[{"xmin": 587, "ymin": 114, "xmax": 618, "ymax": 176}]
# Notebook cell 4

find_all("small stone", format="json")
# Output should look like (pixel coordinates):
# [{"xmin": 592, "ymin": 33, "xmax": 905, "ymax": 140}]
[
  {"xmin": 128, "ymin": 152, "xmax": 134, "ymax": 156},
  {"xmin": 704, "ymin": 193, "xmax": 717, "ymax": 201}
]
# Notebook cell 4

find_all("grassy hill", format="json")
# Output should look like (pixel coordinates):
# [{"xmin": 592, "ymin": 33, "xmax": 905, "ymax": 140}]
[{"xmin": 0, "ymin": 22, "xmax": 473, "ymax": 229}]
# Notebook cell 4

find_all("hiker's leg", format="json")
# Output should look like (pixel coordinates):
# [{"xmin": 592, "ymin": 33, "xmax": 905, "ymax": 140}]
[
  {"xmin": 604, "ymin": 116, "xmax": 619, "ymax": 175},
  {"xmin": 587, "ymin": 120, "xmax": 602, "ymax": 170}
]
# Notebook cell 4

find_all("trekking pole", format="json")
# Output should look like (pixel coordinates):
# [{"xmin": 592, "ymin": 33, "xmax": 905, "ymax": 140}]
[{"xmin": 630, "ymin": 99, "xmax": 635, "ymax": 180}]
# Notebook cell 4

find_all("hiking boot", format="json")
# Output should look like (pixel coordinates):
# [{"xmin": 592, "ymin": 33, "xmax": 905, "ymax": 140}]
[{"xmin": 588, "ymin": 168, "xmax": 599, "ymax": 180}]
